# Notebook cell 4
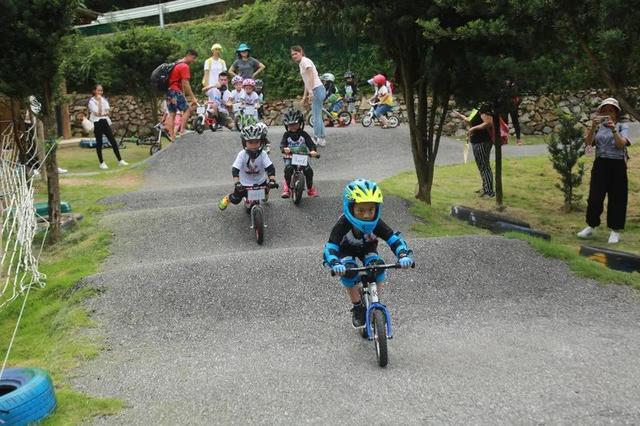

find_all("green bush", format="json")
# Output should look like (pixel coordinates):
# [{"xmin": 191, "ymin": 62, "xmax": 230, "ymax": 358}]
[{"xmin": 63, "ymin": 0, "xmax": 392, "ymax": 99}]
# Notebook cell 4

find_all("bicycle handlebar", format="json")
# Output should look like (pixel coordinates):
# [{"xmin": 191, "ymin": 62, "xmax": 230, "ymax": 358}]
[{"xmin": 330, "ymin": 262, "xmax": 415, "ymax": 276}]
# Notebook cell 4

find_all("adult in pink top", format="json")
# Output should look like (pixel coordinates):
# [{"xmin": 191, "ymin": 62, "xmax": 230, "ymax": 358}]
[{"xmin": 290, "ymin": 45, "xmax": 326, "ymax": 146}]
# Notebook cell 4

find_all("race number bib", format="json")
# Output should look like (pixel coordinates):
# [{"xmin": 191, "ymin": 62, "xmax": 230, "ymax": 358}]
[
  {"xmin": 244, "ymin": 106, "xmax": 257, "ymax": 115},
  {"xmin": 246, "ymin": 188, "xmax": 265, "ymax": 201},
  {"xmin": 291, "ymin": 154, "xmax": 308, "ymax": 166},
  {"xmin": 196, "ymin": 106, "xmax": 205, "ymax": 115}
]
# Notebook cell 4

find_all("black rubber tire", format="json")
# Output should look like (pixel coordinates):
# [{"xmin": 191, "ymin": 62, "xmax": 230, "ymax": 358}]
[
  {"xmin": 579, "ymin": 245, "xmax": 640, "ymax": 273},
  {"xmin": 339, "ymin": 111, "xmax": 352, "ymax": 126},
  {"xmin": 362, "ymin": 115, "xmax": 373, "ymax": 127},
  {"xmin": 307, "ymin": 112, "xmax": 314, "ymax": 128},
  {"xmin": 491, "ymin": 221, "xmax": 551, "ymax": 240},
  {"xmin": 149, "ymin": 144, "xmax": 161, "ymax": 156},
  {"xmin": 372, "ymin": 310, "xmax": 388, "ymax": 367},
  {"xmin": 0, "ymin": 368, "xmax": 56, "ymax": 425},
  {"xmin": 252, "ymin": 206, "xmax": 264, "ymax": 245},
  {"xmin": 450, "ymin": 205, "xmax": 530, "ymax": 229},
  {"xmin": 293, "ymin": 175, "xmax": 304, "ymax": 206},
  {"xmin": 194, "ymin": 117, "xmax": 205, "ymax": 134},
  {"xmin": 209, "ymin": 125, "xmax": 217, "ymax": 132},
  {"xmin": 387, "ymin": 115, "xmax": 400, "ymax": 128}
]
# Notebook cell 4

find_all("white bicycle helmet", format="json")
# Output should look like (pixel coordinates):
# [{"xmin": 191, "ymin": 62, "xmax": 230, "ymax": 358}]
[
  {"xmin": 320, "ymin": 73, "xmax": 335, "ymax": 82},
  {"xmin": 255, "ymin": 122, "xmax": 268, "ymax": 138},
  {"xmin": 232, "ymin": 75, "xmax": 244, "ymax": 85},
  {"xmin": 241, "ymin": 123, "xmax": 264, "ymax": 141}
]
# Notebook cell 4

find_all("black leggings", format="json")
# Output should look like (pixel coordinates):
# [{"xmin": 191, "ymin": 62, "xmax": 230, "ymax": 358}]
[
  {"xmin": 284, "ymin": 164, "xmax": 313, "ymax": 189},
  {"xmin": 472, "ymin": 142, "xmax": 494, "ymax": 194},
  {"xmin": 94, "ymin": 119, "xmax": 121, "ymax": 163},
  {"xmin": 501, "ymin": 107, "xmax": 521, "ymax": 139},
  {"xmin": 586, "ymin": 157, "xmax": 628, "ymax": 230}
]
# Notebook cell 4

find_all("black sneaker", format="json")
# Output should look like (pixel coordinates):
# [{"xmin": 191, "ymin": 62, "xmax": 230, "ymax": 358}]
[{"xmin": 351, "ymin": 303, "xmax": 366, "ymax": 328}]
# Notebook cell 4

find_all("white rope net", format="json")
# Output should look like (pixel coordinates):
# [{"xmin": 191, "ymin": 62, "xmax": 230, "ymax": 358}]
[{"xmin": 0, "ymin": 117, "xmax": 48, "ymax": 312}]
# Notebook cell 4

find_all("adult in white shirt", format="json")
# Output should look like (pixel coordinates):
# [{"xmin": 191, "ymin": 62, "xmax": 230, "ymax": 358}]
[
  {"xmin": 202, "ymin": 43, "xmax": 227, "ymax": 88},
  {"xmin": 88, "ymin": 84, "xmax": 128, "ymax": 169},
  {"xmin": 290, "ymin": 45, "xmax": 326, "ymax": 146}
]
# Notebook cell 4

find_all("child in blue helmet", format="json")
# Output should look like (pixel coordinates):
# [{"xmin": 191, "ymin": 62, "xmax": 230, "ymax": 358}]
[{"xmin": 323, "ymin": 179, "xmax": 413, "ymax": 328}]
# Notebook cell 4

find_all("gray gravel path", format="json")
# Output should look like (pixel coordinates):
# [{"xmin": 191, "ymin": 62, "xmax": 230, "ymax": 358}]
[{"xmin": 73, "ymin": 126, "xmax": 640, "ymax": 425}]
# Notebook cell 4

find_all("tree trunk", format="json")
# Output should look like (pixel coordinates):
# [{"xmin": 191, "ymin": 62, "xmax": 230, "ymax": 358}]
[
  {"xmin": 399, "ymin": 58, "xmax": 431, "ymax": 203},
  {"xmin": 574, "ymin": 35, "xmax": 640, "ymax": 121},
  {"xmin": 9, "ymin": 98, "xmax": 26, "ymax": 165},
  {"xmin": 43, "ymin": 82, "xmax": 61, "ymax": 243},
  {"xmin": 493, "ymin": 113, "xmax": 503, "ymax": 206}
]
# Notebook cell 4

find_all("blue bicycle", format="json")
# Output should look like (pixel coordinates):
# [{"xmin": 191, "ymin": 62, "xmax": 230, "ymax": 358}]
[{"xmin": 332, "ymin": 262, "xmax": 414, "ymax": 367}]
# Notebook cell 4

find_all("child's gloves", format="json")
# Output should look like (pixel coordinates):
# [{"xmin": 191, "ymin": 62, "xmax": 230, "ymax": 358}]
[
  {"xmin": 332, "ymin": 263, "xmax": 346, "ymax": 276},
  {"xmin": 398, "ymin": 256, "xmax": 413, "ymax": 269},
  {"xmin": 268, "ymin": 179, "xmax": 279, "ymax": 189},
  {"xmin": 234, "ymin": 182, "xmax": 244, "ymax": 192}
]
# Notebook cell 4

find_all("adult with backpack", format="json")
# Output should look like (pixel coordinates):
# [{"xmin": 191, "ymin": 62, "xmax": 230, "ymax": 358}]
[{"xmin": 152, "ymin": 49, "xmax": 199, "ymax": 141}]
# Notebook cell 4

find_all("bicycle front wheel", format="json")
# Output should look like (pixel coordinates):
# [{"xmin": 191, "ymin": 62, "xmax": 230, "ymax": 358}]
[
  {"xmin": 293, "ymin": 175, "xmax": 304, "ymax": 205},
  {"xmin": 339, "ymin": 111, "xmax": 352, "ymax": 126},
  {"xmin": 372, "ymin": 310, "xmax": 388, "ymax": 367},
  {"xmin": 252, "ymin": 206, "xmax": 265, "ymax": 245}
]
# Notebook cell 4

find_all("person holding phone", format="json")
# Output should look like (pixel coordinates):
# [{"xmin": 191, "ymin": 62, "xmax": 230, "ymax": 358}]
[{"xmin": 577, "ymin": 98, "xmax": 632, "ymax": 244}]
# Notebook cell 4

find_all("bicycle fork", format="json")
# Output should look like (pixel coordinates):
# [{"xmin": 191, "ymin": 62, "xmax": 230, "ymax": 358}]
[{"xmin": 363, "ymin": 282, "xmax": 394, "ymax": 340}]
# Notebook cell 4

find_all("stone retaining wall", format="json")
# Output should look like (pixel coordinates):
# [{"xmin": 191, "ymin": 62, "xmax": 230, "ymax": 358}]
[{"xmin": 68, "ymin": 88, "xmax": 638, "ymax": 138}]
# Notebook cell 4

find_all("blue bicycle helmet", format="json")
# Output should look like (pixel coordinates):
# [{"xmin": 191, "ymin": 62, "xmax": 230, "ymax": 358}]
[{"xmin": 343, "ymin": 179, "xmax": 383, "ymax": 234}]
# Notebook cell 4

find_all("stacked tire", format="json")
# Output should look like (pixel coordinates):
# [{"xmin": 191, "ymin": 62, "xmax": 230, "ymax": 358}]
[{"xmin": 0, "ymin": 368, "xmax": 56, "ymax": 425}]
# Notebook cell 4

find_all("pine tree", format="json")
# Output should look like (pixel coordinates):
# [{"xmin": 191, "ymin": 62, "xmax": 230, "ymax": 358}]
[{"xmin": 547, "ymin": 113, "xmax": 586, "ymax": 212}]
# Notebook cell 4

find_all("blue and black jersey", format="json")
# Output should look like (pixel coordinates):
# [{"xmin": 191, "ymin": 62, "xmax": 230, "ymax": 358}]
[{"xmin": 323, "ymin": 215, "xmax": 410, "ymax": 265}]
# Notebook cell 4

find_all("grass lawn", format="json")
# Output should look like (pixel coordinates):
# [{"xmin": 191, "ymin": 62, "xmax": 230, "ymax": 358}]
[
  {"xmin": 57, "ymin": 141, "xmax": 152, "ymax": 174},
  {"xmin": 1, "ymin": 149, "xmax": 146, "ymax": 423},
  {"xmin": 452, "ymin": 133, "xmax": 548, "ymax": 145},
  {"xmin": 381, "ymin": 143, "xmax": 640, "ymax": 288}
]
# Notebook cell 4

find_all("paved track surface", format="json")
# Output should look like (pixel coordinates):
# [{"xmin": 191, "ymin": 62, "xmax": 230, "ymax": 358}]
[{"xmin": 74, "ymin": 126, "xmax": 640, "ymax": 425}]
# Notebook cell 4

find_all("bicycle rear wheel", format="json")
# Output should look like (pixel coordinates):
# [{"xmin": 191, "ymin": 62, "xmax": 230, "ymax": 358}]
[
  {"xmin": 251, "ymin": 205, "xmax": 265, "ymax": 245},
  {"xmin": 372, "ymin": 310, "xmax": 388, "ymax": 367},
  {"xmin": 387, "ymin": 115, "xmax": 400, "ymax": 128}
]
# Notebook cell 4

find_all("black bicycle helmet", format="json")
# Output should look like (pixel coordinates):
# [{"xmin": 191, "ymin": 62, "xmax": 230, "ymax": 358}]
[
  {"xmin": 343, "ymin": 71, "xmax": 355, "ymax": 79},
  {"xmin": 282, "ymin": 108, "xmax": 304, "ymax": 126}
]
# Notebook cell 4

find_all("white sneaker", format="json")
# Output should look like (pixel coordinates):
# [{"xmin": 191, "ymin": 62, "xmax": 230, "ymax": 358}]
[
  {"xmin": 57, "ymin": 167, "xmax": 68, "ymax": 174},
  {"xmin": 608, "ymin": 231, "xmax": 620, "ymax": 244},
  {"xmin": 316, "ymin": 138, "xmax": 326, "ymax": 147},
  {"xmin": 118, "ymin": 160, "xmax": 129, "ymax": 166},
  {"xmin": 577, "ymin": 226, "xmax": 594, "ymax": 238},
  {"xmin": 99, "ymin": 162, "xmax": 108, "ymax": 170}
]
